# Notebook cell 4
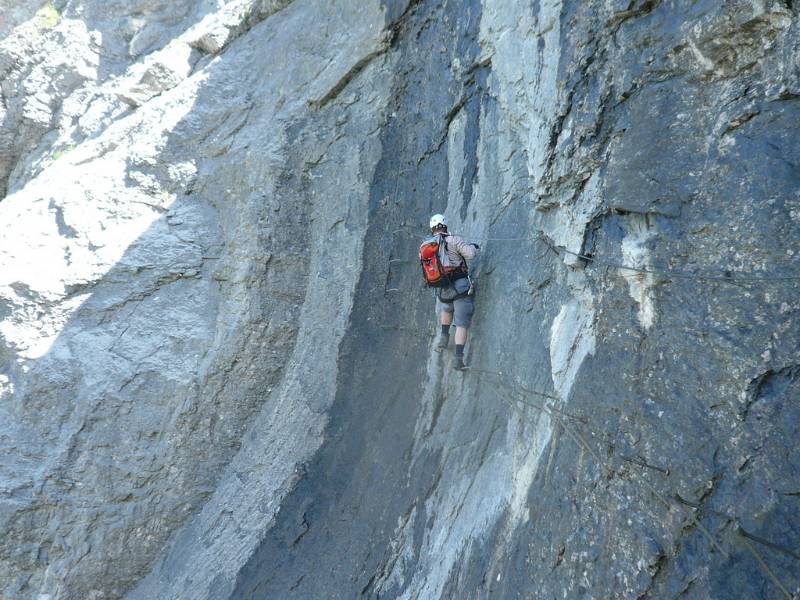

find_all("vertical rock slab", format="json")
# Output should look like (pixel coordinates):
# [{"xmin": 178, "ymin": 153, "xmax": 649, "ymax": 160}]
[
  {"xmin": 127, "ymin": 0, "xmax": 394, "ymax": 598},
  {"xmin": 1, "ymin": 0, "xmax": 799, "ymax": 599},
  {"xmin": 1, "ymin": 0, "xmax": 387, "ymax": 597}
]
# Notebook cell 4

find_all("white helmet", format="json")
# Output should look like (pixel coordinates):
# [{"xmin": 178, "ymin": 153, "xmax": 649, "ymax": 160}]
[{"xmin": 429, "ymin": 213, "xmax": 447, "ymax": 230}]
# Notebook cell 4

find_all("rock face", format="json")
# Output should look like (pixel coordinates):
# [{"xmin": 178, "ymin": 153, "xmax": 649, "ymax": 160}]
[{"xmin": 1, "ymin": 0, "xmax": 798, "ymax": 598}]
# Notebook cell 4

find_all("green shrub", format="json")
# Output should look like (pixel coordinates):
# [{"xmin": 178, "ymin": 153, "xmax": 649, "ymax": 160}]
[
  {"xmin": 52, "ymin": 145, "xmax": 74, "ymax": 161},
  {"xmin": 35, "ymin": 2, "xmax": 61, "ymax": 30}
]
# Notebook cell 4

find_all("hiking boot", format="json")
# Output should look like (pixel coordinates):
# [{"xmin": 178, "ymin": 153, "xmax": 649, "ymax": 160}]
[
  {"xmin": 435, "ymin": 334, "xmax": 449, "ymax": 352},
  {"xmin": 453, "ymin": 356, "xmax": 468, "ymax": 371}
]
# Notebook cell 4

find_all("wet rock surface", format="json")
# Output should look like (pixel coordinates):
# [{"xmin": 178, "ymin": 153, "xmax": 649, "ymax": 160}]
[{"xmin": 1, "ymin": 1, "xmax": 799, "ymax": 599}]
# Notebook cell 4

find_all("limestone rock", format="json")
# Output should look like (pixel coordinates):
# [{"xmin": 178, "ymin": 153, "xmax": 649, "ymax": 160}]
[{"xmin": 1, "ymin": 1, "xmax": 799, "ymax": 599}]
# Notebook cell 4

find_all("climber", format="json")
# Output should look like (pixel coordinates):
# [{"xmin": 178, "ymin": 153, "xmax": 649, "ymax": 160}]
[{"xmin": 425, "ymin": 214, "xmax": 480, "ymax": 370}]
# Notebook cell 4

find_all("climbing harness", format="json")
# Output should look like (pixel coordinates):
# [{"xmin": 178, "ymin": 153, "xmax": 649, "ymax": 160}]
[
  {"xmin": 392, "ymin": 223, "xmax": 799, "ymax": 595},
  {"xmin": 391, "ymin": 224, "xmax": 798, "ymax": 595}
]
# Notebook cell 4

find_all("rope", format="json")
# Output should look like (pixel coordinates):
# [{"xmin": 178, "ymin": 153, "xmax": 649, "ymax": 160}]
[
  {"xmin": 468, "ymin": 366, "xmax": 800, "ymax": 595},
  {"xmin": 391, "ymin": 228, "xmax": 800, "ymax": 283},
  {"xmin": 740, "ymin": 535, "xmax": 795, "ymax": 600},
  {"xmin": 491, "ymin": 387, "xmax": 647, "ymax": 504},
  {"xmin": 469, "ymin": 368, "xmax": 586, "ymax": 422},
  {"xmin": 472, "ymin": 369, "xmax": 671, "ymax": 474},
  {"xmin": 393, "ymin": 218, "xmax": 799, "ymax": 590},
  {"xmin": 485, "ymin": 234, "xmax": 800, "ymax": 283},
  {"xmin": 738, "ymin": 527, "xmax": 800, "ymax": 562},
  {"xmin": 675, "ymin": 493, "xmax": 800, "ymax": 562},
  {"xmin": 470, "ymin": 369, "xmax": 728, "ymax": 554},
  {"xmin": 539, "ymin": 236, "xmax": 800, "ymax": 283},
  {"xmin": 620, "ymin": 455, "xmax": 670, "ymax": 475}
]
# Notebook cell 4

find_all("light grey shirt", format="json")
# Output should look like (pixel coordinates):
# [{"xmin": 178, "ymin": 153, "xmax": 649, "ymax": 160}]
[{"xmin": 436, "ymin": 233, "xmax": 479, "ymax": 268}]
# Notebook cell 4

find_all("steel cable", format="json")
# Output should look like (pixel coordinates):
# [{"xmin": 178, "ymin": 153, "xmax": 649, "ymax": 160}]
[
  {"xmin": 539, "ymin": 235, "xmax": 800, "ymax": 283},
  {"xmin": 468, "ymin": 366, "xmax": 797, "ymax": 597},
  {"xmin": 390, "ymin": 228, "xmax": 800, "ymax": 283}
]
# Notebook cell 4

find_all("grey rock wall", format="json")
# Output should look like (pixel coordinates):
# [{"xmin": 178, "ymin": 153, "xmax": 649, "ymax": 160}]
[{"xmin": 1, "ymin": 0, "xmax": 798, "ymax": 599}]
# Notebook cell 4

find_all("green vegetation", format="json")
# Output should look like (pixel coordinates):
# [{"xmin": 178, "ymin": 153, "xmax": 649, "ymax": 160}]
[
  {"xmin": 34, "ymin": 2, "xmax": 62, "ymax": 30},
  {"xmin": 52, "ymin": 145, "xmax": 74, "ymax": 161}
]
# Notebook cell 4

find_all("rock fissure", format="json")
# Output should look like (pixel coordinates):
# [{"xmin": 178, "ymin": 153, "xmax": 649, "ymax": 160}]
[{"xmin": 2, "ymin": 1, "xmax": 800, "ymax": 599}]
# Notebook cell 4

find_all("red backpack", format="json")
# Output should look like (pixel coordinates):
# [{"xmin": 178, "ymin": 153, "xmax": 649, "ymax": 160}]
[{"xmin": 419, "ymin": 236, "xmax": 465, "ymax": 287}]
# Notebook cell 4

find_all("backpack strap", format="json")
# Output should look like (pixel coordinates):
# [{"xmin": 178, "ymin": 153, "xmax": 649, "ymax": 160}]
[{"xmin": 438, "ymin": 233, "xmax": 468, "ymax": 271}]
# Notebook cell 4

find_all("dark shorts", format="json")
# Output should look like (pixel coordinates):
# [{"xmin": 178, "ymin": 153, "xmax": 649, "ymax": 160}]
[{"xmin": 436, "ymin": 277, "xmax": 474, "ymax": 328}]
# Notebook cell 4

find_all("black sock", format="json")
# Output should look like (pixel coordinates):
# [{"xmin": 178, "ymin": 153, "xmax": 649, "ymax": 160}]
[
  {"xmin": 441, "ymin": 324, "xmax": 451, "ymax": 337},
  {"xmin": 455, "ymin": 344, "xmax": 464, "ymax": 358}
]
